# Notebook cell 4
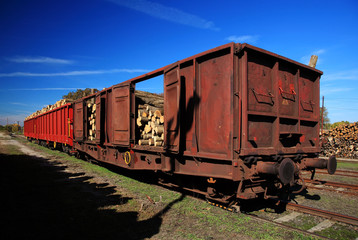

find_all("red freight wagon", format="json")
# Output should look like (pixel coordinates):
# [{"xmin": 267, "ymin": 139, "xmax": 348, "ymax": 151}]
[{"xmin": 24, "ymin": 103, "xmax": 73, "ymax": 149}]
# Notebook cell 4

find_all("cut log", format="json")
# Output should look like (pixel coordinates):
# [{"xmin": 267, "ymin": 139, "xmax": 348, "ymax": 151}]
[
  {"xmin": 148, "ymin": 138, "xmax": 155, "ymax": 146},
  {"xmin": 309, "ymin": 55, "xmax": 318, "ymax": 68},
  {"xmin": 321, "ymin": 122, "xmax": 358, "ymax": 159},
  {"xmin": 139, "ymin": 139, "xmax": 150, "ymax": 145},
  {"xmin": 154, "ymin": 140, "xmax": 163, "ymax": 147},
  {"xmin": 144, "ymin": 124, "xmax": 152, "ymax": 134},
  {"xmin": 154, "ymin": 109, "xmax": 163, "ymax": 118},
  {"xmin": 155, "ymin": 125, "xmax": 164, "ymax": 135}
]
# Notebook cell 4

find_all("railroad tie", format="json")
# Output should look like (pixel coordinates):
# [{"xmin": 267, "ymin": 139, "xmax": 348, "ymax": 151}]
[
  {"xmin": 274, "ymin": 212, "xmax": 302, "ymax": 223},
  {"xmin": 307, "ymin": 219, "xmax": 334, "ymax": 233}
]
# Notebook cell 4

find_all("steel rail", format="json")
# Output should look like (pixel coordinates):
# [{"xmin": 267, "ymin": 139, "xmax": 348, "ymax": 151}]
[
  {"xmin": 286, "ymin": 202, "xmax": 358, "ymax": 226},
  {"xmin": 304, "ymin": 179, "xmax": 358, "ymax": 190},
  {"xmin": 305, "ymin": 184, "xmax": 358, "ymax": 196},
  {"xmin": 313, "ymin": 169, "xmax": 358, "ymax": 178},
  {"xmin": 206, "ymin": 201, "xmax": 330, "ymax": 240}
]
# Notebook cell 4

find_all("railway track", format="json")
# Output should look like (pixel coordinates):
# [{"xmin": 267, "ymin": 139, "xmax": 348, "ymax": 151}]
[
  {"xmin": 207, "ymin": 201, "xmax": 331, "ymax": 240},
  {"xmin": 305, "ymin": 179, "xmax": 358, "ymax": 190},
  {"xmin": 286, "ymin": 202, "xmax": 358, "ymax": 226},
  {"xmin": 312, "ymin": 169, "xmax": 358, "ymax": 178},
  {"xmin": 304, "ymin": 178, "xmax": 358, "ymax": 196}
]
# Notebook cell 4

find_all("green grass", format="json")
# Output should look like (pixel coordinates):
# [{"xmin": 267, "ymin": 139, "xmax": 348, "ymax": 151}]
[
  {"xmin": 337, "ymin": 161, "xmax": 358, "ymax": 171},
  {"xmin": 285, "ymin": 214, "xmax": 319, "ymax": 231},
  {"xmin": 18, "ymin": 138, "xmax": 326, "ymax": 240},
  {"xmin": 319, "ymin": 223, "xmax": 358, "ymax": 239}
]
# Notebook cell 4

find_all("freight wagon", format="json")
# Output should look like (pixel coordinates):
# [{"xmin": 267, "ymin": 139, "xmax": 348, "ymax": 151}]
[
  {"xmin": 24, "ymin": 103, "xmax": 73, "ymax": 151},
  {"xmin": 24, "ymin": 43, "xmax": 336, "ymax": 204}
]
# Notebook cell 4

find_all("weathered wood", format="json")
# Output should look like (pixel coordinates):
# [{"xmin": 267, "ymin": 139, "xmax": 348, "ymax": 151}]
[
  {"xmin": 144, "ymin": 124, "xmax": 152, "ymax": 134},
  {"xmin": 136, "ymin": 117, "xmax": 149, "ymax": 127},
  {"xmin": 139, "ymin": 139, "xmax": 150, "ymax": 145},
  {"xmin": 321, "ymin": 122, "xmax": 358, "ymax": 159},
  {"xmin": 159, "ymin": 116, "xmax": 165, "ymax": 124},
  {"xmin": 155, "ymin": 125, "xmax": 164, "ymax": 135},
  {"xmin": 154, "ymin": 140, "xmax": 163, "ymax": 147},
  {"xmin": 309, "ymin": 55, "xmax": 318, "ymax": 68}
]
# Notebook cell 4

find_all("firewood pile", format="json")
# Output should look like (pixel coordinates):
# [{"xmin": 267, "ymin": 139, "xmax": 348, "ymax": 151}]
[
  {"xmin": 321, "ymin": 122, "xmax": 358, "ymax": 159},
  {"xmin": 25, "ymin": 99, "xmax": 72, "ymax": 120},
  {"xmin": 135, "ymin": 90, "xmax": 164, "ymax": 147},
  {"xmin": 87, "ymin": 98, "xmax": 96, "ymax": 141}
]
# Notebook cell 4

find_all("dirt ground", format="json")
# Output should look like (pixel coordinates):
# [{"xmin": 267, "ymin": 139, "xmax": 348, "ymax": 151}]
[
  {"xmin": 0, "ymin": 133, "xmax": 173, "ymax": 239},
  {"xmin": 3, "ymin": 132, "xmax": 356, "ymax": 240},
  {"xmin": 0, "ymin": 133, "xmax": 252, "ymax": 240}
]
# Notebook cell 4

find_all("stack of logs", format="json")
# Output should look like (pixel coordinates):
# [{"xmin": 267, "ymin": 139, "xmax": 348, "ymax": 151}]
[
  {"xmin": 87, "ymin": 98, "xmax": 96, "ymax": 141},
  {"xmin": 135, "ymin": 90, "xmax": 164, "ymax": 147},
  {"xmin": 321, "ymin": 122, "xmax": 358, "ymax": 159},
  {"xmin": 25, "ymin": 99, "xmax": 72, "ymax": 120}
]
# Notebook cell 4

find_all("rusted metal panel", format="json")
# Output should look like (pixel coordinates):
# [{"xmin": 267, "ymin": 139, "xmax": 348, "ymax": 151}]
[
  {"xmin": 196, "ymin": 47, "xmax": 233, "ymax": 157},
  {"xmin": 74, "ymin": 101, "xmax": 84, "ymax": 141},
  {"xmin": 112, "ymin": 84, "xmax": 131, "ymax": 146},
  {"xmin": 164, "ymin": 64, "xmax": 181, "ymax": 152},
  {"xmin": 238, "ymin": 44, "xmax": 322, "ymax": 156},
  {"xmin": 179, "ymin": 60, "xmax": 195, "ymax": 153}
]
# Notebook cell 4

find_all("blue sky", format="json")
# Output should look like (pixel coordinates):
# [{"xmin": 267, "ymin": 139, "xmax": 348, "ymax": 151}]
[{"xmin": 0, "ymin": 0, "xmax": 357, "ymax": 125}]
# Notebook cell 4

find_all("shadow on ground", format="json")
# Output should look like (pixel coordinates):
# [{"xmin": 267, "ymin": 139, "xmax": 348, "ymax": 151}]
[{"xmin": 0, "ymin": 153, "xmax": 182, "ymax": 240}]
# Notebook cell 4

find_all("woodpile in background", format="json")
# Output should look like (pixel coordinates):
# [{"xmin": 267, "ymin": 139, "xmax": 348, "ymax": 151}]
[
  {"xmin": 25, "ymin": 99, "xmax": 72, "ymax": 120},
  {"xmin": 135, "ymin": 90, "xmax": 164, "ymax": 147},
  {"xmin": 87, "ymin": 98, "xmax": 96, "ymax": 141},
  {"xmin": 321, "ymin": 122, "xmax": 358, "ymax": 159}
]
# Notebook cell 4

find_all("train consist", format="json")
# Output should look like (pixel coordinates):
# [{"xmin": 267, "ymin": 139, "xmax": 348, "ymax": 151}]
[{"xmin": 24, "ymin": 43, "xmax": 337, "ymax": 204}]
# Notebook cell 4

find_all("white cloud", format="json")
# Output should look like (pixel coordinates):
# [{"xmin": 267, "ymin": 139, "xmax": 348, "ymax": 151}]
[
  {"xmin": 9, "ymin": 102, "xmax": 29, "ymax": 106},
  {"xmin": 320, "ymin": 87, "xmax": 352, "ymax": 95},
  {"xmin": 0, "ymin": 68, "xmax": 149, "ymax": 77},
  {"xmin": 7, "ymin": 88, "xmax": 83, "ymax": 91},
  {"xmin": 7, "ymin": 56, "xmax": 74, "ymax": 64},
  {"xmin": 301, "ymin": 49, "xmax": 326, "ymax": 65},
  {"xmin": 225, "ymin": 35, "xmax": 259, "ymax": 44},
  {"xmin": 323, "ymin": 69, "xmax": 358, "ymax": 81},
  {"xmin": 0, "ymin": 113, "xmax": 28, "ymax": 125},
  {"xmin": 312, "ymin": 49, "xmax": 326, "ymax": 55},
  {"xmin": 106, "ymin": 0, "xmax": 219, "ymax": 31}
]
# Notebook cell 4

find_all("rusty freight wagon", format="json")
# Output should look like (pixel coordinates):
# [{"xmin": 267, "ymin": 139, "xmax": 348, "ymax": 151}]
[{"xmin": 25, "ymin": 43, "xmax": 336, "ymax": 204}]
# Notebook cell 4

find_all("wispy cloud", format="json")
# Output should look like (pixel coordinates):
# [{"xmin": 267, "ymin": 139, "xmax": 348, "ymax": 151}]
[
  {"xmin": 7, "ymin": 88, "xmax": 89, "ymax": 91},
  {"xmin": 323, "ymin": 69, "xmax": 358, "ymax": 81},
  {"xmin": 9, "ymin": 102, "xmax": 29, "ymax": 106},
  {"xmin": 225, "ymin": 35, "xmax": 259, "ymax": 44},
  {"xmin": 0, "ymin": 113, "xmax": 29, "ymax": 125},
  {"xmin": 301, "ymin": 49, "xmax": 326, "ymax": 65},
  {"xmin": 6, "ymin": 56, "xmax": 74, "ymax": 64},
  {"xmin": 0, "ymin": 68, "xmax": 149, "ymax": 77},
  {"xmin": 106, "ymin": 0, "xmax": 219, "ymax": 31},
  {"xmin": 321, "ymin": 87, "xmax": 353, "ymax": 95}
]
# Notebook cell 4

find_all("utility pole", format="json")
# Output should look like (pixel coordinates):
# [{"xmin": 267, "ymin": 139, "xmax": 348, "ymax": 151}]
[{"xmin": 321, "ymin": 96, "xmax": 325, "ymax": 133}]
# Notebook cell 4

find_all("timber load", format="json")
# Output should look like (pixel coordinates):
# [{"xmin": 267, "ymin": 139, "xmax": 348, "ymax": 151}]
[
  {"xmin": 135, "ymin": 90, "xmax": 164, "ymax": 147},
  {"xmin": 87, "ymin": 98, "xmax": 96, "ymax": 141},
  {"xmin": 321, "ymin": 122, "xmax": 358, "ymax": 159},
  {"xmin": 25, "ymin": 99, "xmax": 72, "ymax": 120}
]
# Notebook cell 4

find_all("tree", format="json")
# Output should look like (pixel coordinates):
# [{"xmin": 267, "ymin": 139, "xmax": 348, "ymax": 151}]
[
  {"xmin": 62, "ymin": 88, "xmax": 98, "ymax": 101},
  {"xmin": 320, "ymin": 106, "xmax": 330, "ymax": 129},
  {"xmin": 331, "ymin": 121, "xmax": 350, "ymax": 129},
  {"xmin": 11, "ymin": 124, "xmax": 20, "ymax": 133}
]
